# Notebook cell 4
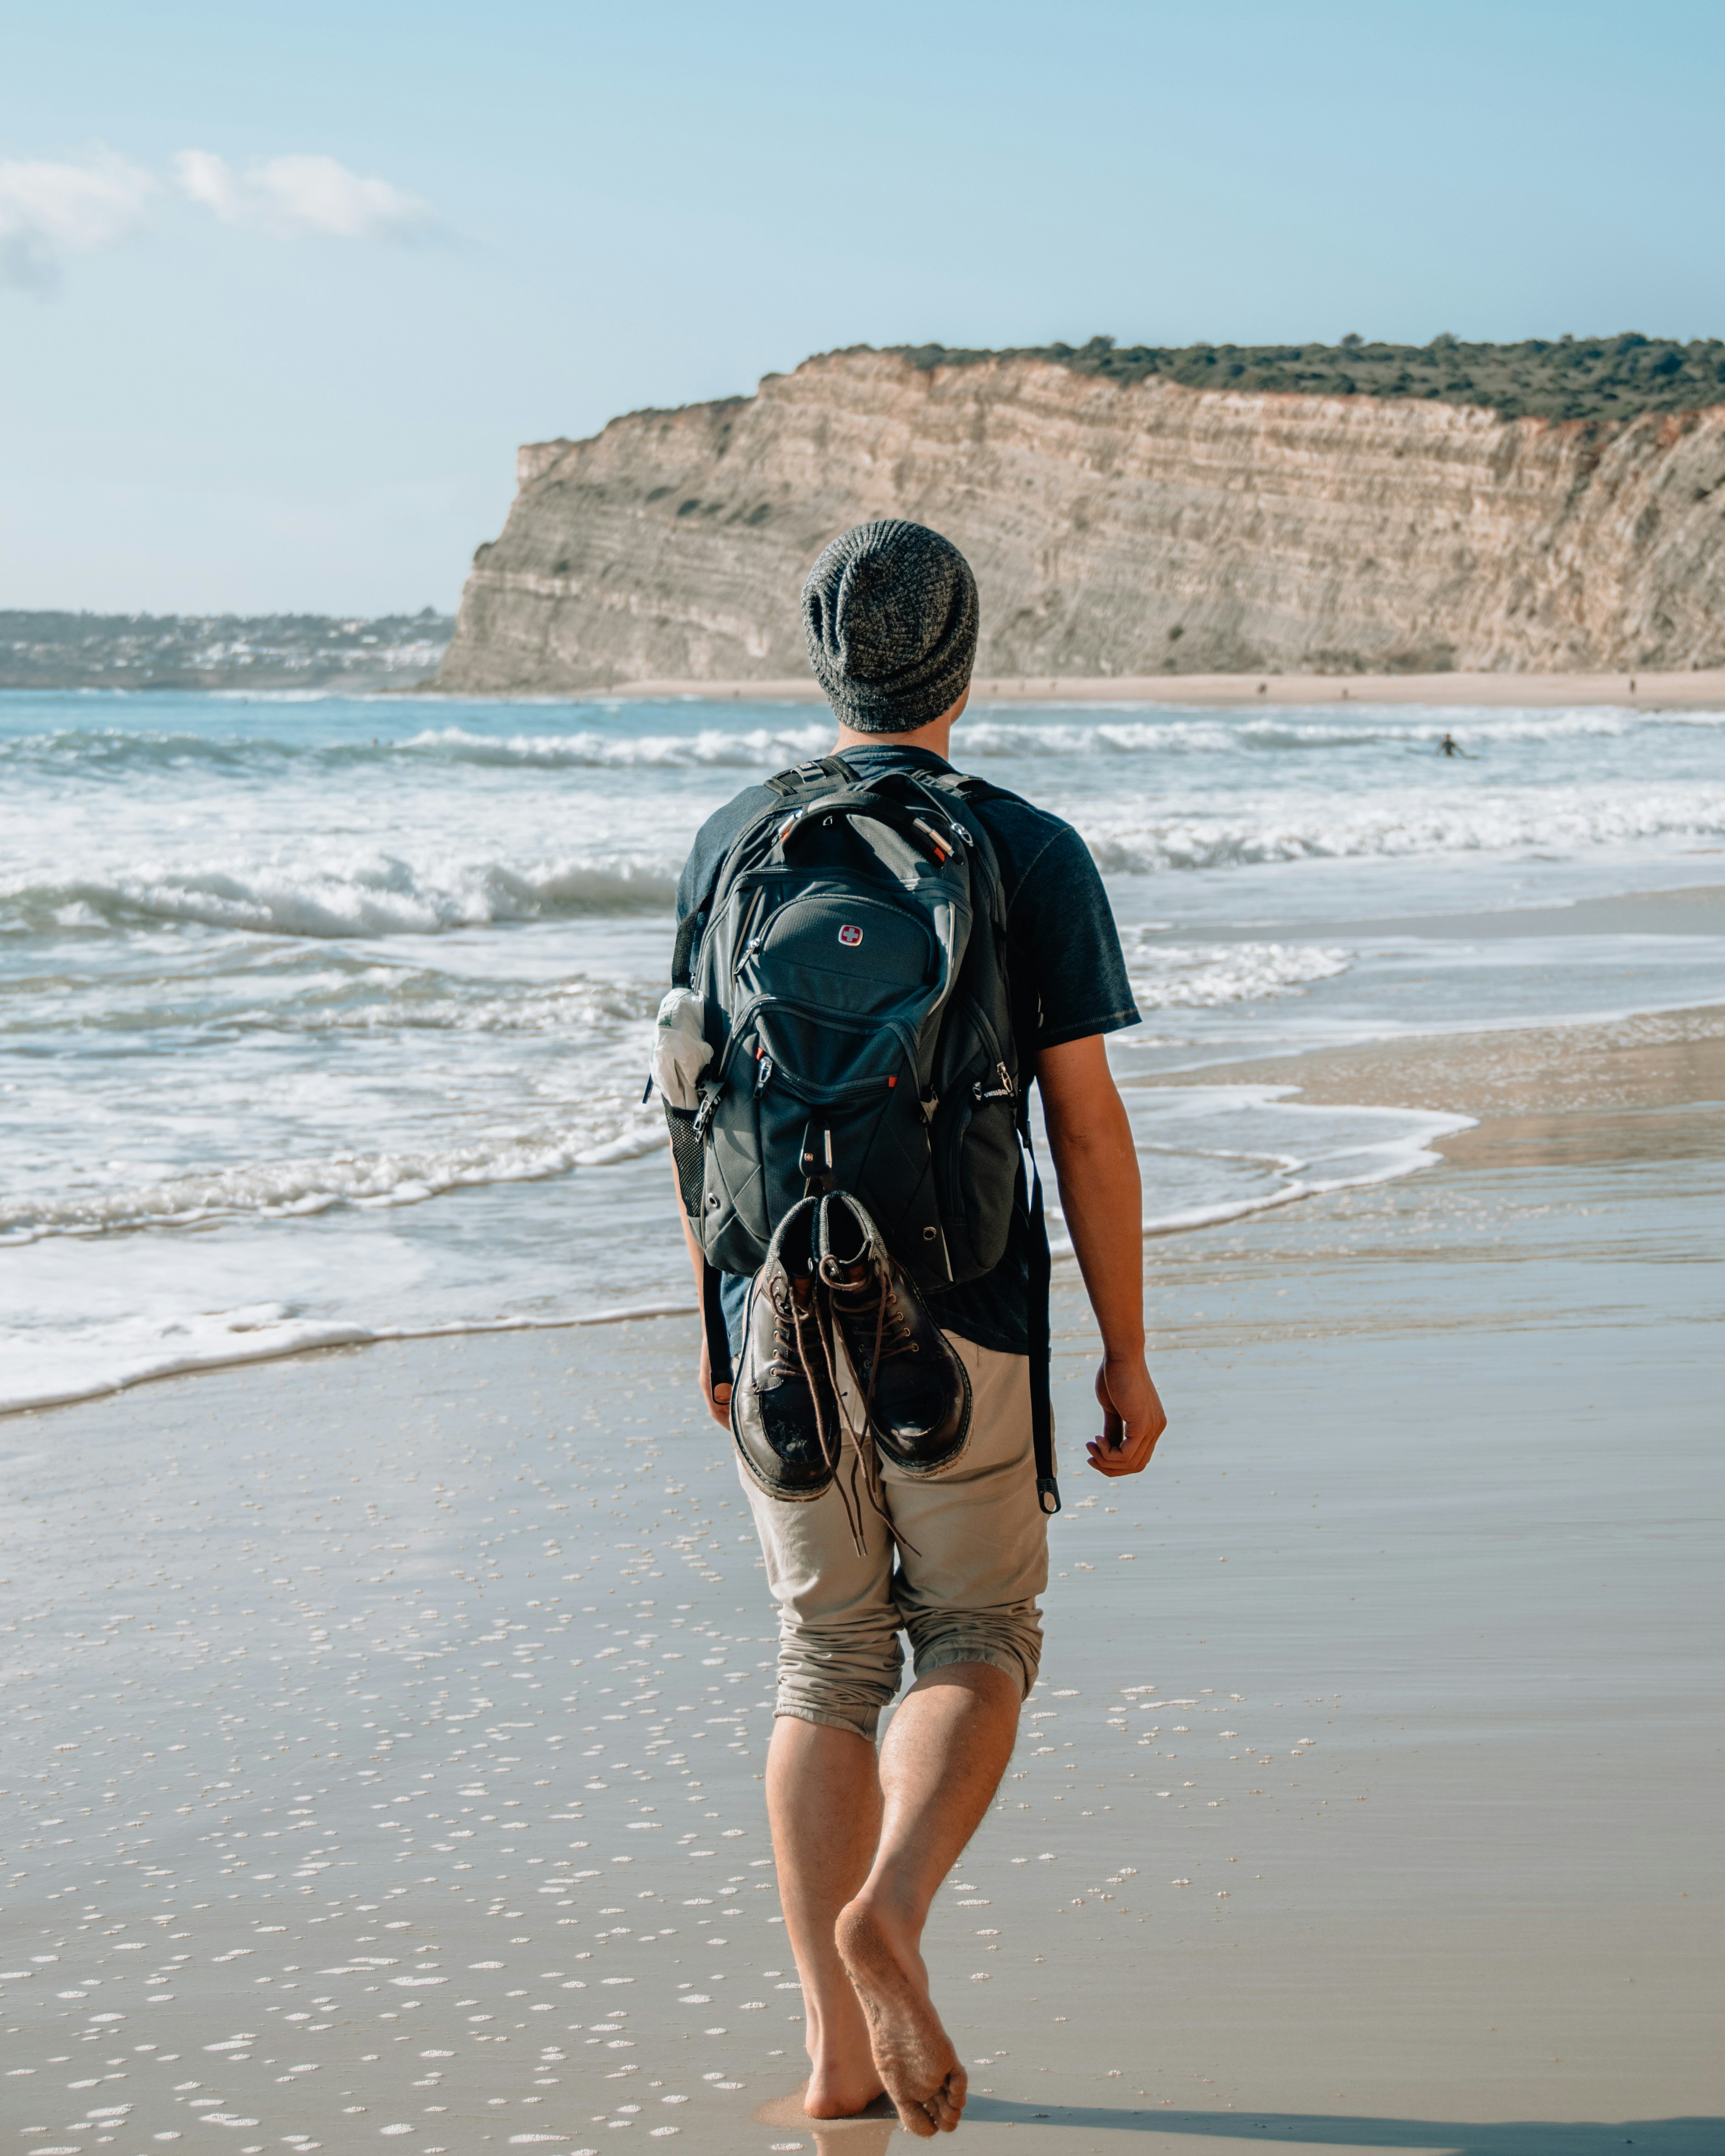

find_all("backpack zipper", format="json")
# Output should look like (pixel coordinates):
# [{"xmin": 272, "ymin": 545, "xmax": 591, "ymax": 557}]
[{"xmin": 731, "ymin": 889, "xmax": 766, "ymax": 980}]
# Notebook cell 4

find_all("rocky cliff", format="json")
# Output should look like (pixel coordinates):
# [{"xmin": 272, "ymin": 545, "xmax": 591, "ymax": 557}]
[{"xmin": 438, "ymin": 346, "xmax": 1725, "ymax": 692}]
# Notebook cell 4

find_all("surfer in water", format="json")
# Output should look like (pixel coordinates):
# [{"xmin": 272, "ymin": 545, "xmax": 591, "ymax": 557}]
[{"xmin": 1437, "ymin": 732, "xmax": 1474, "ymax": 758}]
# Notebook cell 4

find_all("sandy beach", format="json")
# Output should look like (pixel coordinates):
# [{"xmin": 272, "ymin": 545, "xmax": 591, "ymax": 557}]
[
  {"xmin": 4, "ymin": 1003, "xmax": 1720, "ymax": 2156},
  {"xmin": 1131, "ymin": 999, "xmax": 1725, "ymax": 1165},
  {"xmin": 466, "ymin": 669, "xmax": 1725, "ymax": 711}
]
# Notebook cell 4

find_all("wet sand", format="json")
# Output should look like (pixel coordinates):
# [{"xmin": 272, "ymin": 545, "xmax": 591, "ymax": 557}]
[
  {"xmin": 1130, "ymin": 1001, "xmax": 1725, "ymax": 1169},
  {"xmin": 438, "ymin": 668, "xmax": 1725, "ymax": 710},
  {"xmin": 4, "ymin": 1033, "xmax": 1722, "ymax": 2153}
]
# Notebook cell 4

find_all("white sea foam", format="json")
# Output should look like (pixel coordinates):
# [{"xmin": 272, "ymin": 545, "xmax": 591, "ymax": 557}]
[
  {"xmin": 396, "ymin": 721, "xmax": 836, "ymax": 769},
  {"xmin": 959, "ymin": 706, "xmax": 1725, "ymax": 756},
  {"xmin": 0, "ymin": 1298, "xmax": 700, "ymax": 1417},
  {"xmin": 1125, "ymin": 939, "xmax": 1352, "ymax": 1008},
  {"xmin": 1041, "ymin": 1088, "xmax": 1474, "ymax": 1253},
  {"xmin": 286, "ymin": 976, "xmax": 659, "ymax": 1035},
  {"xmin": 0, "ymin": 719, "xmax": 836, "ymax": 777},
  {"xmin": 0, "ymin": 1112, "xmax": 666, "ymax": 1241},
  {"xmin": 1, "ymin": 852, "xmax": 678, "ymax": 936},
  {"xmin": 1083, "ymin": 784, "xmax": 1725, "ymax": 873}
]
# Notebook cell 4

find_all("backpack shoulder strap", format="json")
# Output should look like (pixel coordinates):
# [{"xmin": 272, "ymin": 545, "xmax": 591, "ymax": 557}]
[
  {"xmin": 916, "ymin": 772, "xmax": 1011, "ymax": 912},
  {"xmin": 925, "ymin": 769, "xmax": 1016, "ymax": 808},
  {"xmin": 670, "ymin": 906, "xmax": 704, "ymax": 989},
  {"xmin": 763, "ymin": 753, "xmax": 857, "ymax": 800},
  {"xmin": 929, "ymin": 765, "xmax": 1058, "ymax": 1509}
]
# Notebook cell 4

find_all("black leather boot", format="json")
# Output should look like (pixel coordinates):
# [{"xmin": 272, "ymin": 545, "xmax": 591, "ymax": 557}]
[
  {"xmin": 731, "ymin": 1196, "xmax": 842, "ymax": 1502},
  {"xmin": 816, "ymin": 1191, "xmax": 971, "ymax": 1475}
]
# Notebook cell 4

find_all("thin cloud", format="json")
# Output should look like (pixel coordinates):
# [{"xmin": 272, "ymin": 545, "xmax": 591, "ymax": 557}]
[
  {"xmin": 173, "ymin": 150, "xmax": 435, "ymax": 242},
  {"xmin": 0, "ymin": 150, "xmax": 156, "ymax": 292},
  {"xmin": 0, "ymin": 145, "xmax": 435, "ymax": 294}
]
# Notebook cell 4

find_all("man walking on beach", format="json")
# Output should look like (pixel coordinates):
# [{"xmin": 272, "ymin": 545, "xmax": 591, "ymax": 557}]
[{"xmin": 671, "ymin": 521, "xmax": 1166, "ymax": 2135}]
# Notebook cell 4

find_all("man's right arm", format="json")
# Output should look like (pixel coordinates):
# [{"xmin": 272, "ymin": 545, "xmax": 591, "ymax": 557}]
[{"xmin": 1036, "ymin": 1033, "xmax": 1167, "ymax": 1477}]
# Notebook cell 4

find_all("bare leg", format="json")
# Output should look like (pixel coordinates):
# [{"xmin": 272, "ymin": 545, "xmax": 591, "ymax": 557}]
[
  {"xmin": 836, "ymin": 1663, "xmax": 1021, "ymax": 2136},
  {"xmin": 765, "ymin": 1715, "xmax": 885, "ymax": 2118}
]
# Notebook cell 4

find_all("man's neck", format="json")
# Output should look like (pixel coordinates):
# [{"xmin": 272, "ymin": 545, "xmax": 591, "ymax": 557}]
[{"xmin": 832, "ymin": 686, "xmax": 968, "ymax": 762}]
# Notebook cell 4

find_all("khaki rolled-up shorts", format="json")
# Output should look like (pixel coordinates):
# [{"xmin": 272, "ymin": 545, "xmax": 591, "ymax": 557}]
[{"xmin": 737, "ymin": 1332, "xmax": 1052, "ymax": 1741}]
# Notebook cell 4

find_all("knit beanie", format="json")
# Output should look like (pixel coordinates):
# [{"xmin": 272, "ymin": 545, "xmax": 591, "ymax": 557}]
[{"xmin": 801, "ymin": 520, "xmax": 979, "ymax": 734}]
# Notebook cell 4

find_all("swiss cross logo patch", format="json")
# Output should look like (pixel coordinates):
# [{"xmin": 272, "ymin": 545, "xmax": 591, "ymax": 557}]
[{"xmin": 837, "ymin": 923, "xmax": 864, "ymax": 947}]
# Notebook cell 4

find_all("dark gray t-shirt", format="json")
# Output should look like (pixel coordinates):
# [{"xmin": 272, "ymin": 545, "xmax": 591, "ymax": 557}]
[{"xmin": 674, "ymin": 743, "xmax": 1139, "ymax": 1354}]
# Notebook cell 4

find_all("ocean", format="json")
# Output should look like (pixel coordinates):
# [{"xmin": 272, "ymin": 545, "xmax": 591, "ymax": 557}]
[{"xmin": 4, "ymin": 689, "xmax": 1724, "ymax": 1414}]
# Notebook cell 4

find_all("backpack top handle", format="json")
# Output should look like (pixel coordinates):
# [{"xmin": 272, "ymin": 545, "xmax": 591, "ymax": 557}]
[{"xmin": 772, "ymin": 791, "xmax": 964, "ymax": 872}]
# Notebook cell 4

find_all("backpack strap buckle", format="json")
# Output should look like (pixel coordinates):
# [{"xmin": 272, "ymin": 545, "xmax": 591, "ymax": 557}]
[{"xmin": 764, "ymin": 754, "xmax": 856, "ymax": 800}]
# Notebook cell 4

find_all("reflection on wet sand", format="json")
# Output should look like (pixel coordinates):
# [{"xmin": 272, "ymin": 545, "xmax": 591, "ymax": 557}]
[
  {"xmin": 1435, "ymin": 1099, "xmax": 1725, "ymax": 1168},
  {"xmin": 755, "ymin": 2081, "xmax": 899, "ymax": 2151}
]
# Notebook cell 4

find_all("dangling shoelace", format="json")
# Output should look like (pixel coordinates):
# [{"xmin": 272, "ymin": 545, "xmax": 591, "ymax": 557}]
[
  {"xmin": 764, "ymin": 1272, "xmax": 882, "ymax": 1557},
  {"xmin": 814, "ymin": 1253, "xmax": 917, "ymax": 1557}
]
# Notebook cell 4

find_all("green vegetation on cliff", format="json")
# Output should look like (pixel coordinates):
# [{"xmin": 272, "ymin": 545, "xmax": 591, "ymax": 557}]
[{"xmin": 885, "ymin": 332, "xmax": 1725, "ymax": 422}]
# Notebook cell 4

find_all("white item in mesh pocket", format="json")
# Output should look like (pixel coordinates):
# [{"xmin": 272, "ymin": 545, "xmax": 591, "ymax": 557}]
[{"xmin": 653, "ymin": 988, "xmax": 714, "ymax": 1109}]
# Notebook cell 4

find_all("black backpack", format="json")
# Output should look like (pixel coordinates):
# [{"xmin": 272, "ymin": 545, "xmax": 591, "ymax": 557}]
[{"xmin": 666, "ymin": 753, "xmax": 1059, "ymax": 1512}]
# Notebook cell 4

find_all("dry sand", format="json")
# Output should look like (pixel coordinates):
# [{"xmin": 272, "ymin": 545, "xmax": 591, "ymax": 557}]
[
  {"xmin": 3, "ymin": 1018, "xmax": 1721, "ymax": 2155},
  {"xmin": 474, "ymin": 670, "xmax": 1725, "ymax": 711}
]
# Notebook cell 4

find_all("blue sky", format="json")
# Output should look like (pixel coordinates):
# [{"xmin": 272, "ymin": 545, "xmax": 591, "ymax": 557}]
[{"xmin": 4, "ymin": 0, "xmax": 1722, "ymax": 614}]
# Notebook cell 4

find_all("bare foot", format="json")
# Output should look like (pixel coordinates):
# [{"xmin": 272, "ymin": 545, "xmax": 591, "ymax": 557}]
[
  {"xmin": 804, "ymin": 2050, "xmax": 887, "ymax": 2119},
  {"xmin": 835, "ymin": 1896, "xmax": 967, "ymax": 2136},
  {"xmin": 798, "ymin": 1968, "xmax": 886, "ymax": 2118}
]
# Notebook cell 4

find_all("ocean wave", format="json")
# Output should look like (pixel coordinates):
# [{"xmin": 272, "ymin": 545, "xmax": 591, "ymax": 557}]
[
  {"xmin": 0, "ymin": 1111, "xmax": 668, "ymax": 1241},
  {"xmin": 395, "ymin": 722, "xmax": 836, "ymax": 768},
  {"xmin": 1124, "ymin": 941, "xmax": 1351, "ymax": 1008},
  {"xmin": 0, "ymin": 852, "xmax": 678, "ymax": 938},
  {"xmin": 6, "ymin": 702, "xmax": 1724, "ymax": 779},
  {"xmin": 0, "ymin": 719, "xmax": 837, "ymax": 777},
  {"xmin": 958, "ymin": 707, "xmax": 1725, "ymax": 756},
  {"xmin": 8, "ymin": 777, "xmax": 1723, "ymax": 950},
  {"xmin": 286, "ymin": 976, "xmax": 660, "ymax": 1035},
  {"xmin": 1085, "ymin": 785, "xmax": 1725, "ymax": 872}
]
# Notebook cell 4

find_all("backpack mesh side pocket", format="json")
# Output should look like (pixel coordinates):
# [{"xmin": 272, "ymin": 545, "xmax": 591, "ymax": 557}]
[{"xmin": 665, "ymin": 1103, "xmax": 706, "ymax": 1223}]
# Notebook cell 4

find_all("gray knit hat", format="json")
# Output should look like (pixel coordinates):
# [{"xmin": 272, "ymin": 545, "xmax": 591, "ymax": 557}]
[{"xmin": 801, "ymin": 520, "xmax": 978, "ymax": 734}]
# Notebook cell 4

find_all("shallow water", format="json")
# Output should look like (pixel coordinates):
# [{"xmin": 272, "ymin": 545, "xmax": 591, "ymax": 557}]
[{"xmin": 5, "ymin": 690, "xmax": 1725, "ymax": 1411}]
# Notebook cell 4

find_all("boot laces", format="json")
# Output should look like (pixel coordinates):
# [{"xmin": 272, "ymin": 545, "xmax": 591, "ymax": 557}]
[
  {"xmin": 765, "ymin": 1273, "xmax": 822, "ymax": 1383},
  {"xmin": 820, "ymin": 1258, "xmax": 918, "ymax": 1365}
]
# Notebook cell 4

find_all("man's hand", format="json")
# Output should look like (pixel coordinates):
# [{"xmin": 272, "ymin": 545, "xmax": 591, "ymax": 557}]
[
  {"xmin": 700, "ymin": 1330, "xmax": 733, "ymax": 1431},
  {"xmin": 1037, "ymin": 1036, "xmax": 1169, "ymax": 1480},
  {"xmin": 1086, "ymin": 1352, "xmax": 1166, "ymax": 1476}
]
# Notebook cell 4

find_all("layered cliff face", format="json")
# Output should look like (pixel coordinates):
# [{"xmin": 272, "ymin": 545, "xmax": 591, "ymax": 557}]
[{"xmin": 438, "ymin": 348, "xmax": 1725, "ymax": 692}]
